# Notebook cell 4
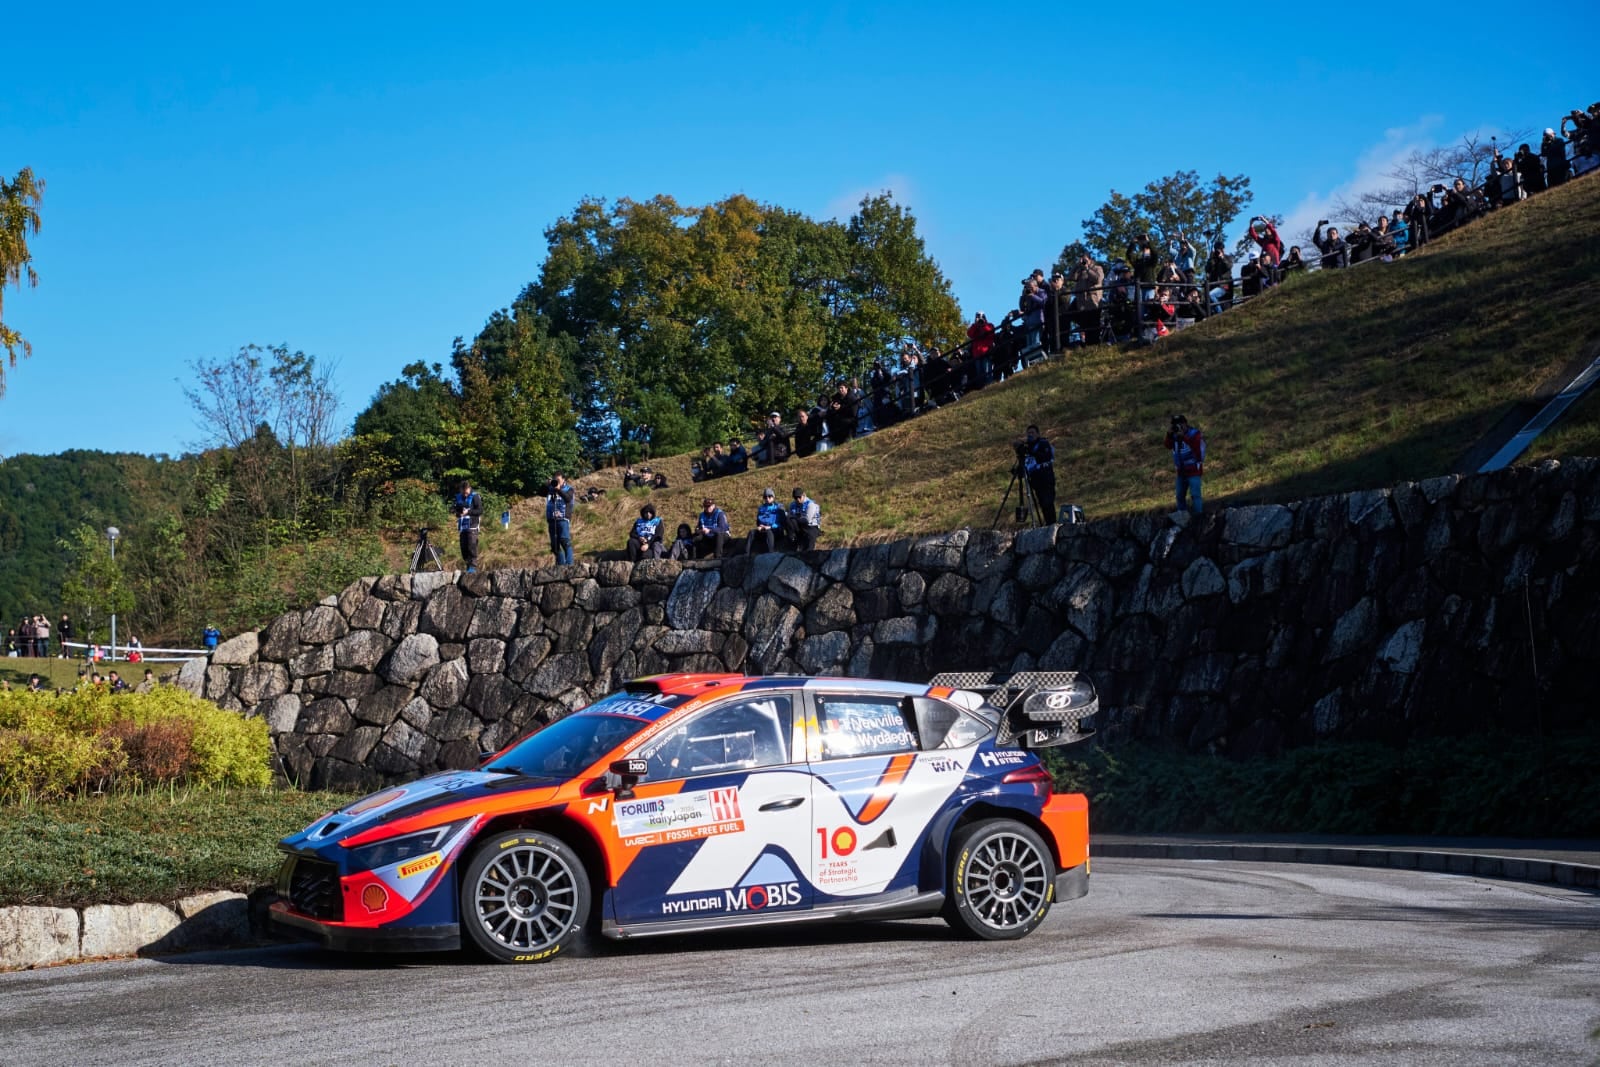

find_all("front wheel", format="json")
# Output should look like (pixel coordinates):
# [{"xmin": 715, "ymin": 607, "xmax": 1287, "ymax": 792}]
[
  {"xmin": 944, "ymin": 819, "xmax": 1054, "ymax": 940},
  {"xmin": 460, "ymin": 830, "xmax": 591, "ymax": 963}
]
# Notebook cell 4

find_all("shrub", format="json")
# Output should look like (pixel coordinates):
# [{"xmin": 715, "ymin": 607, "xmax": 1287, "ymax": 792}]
[{"xmin": 0, "ymin": 686, "xmax": 270, "ymax": 803}]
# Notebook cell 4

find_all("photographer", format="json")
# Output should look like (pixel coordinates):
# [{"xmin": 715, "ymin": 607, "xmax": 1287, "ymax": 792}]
[
  {"xmin": 1069, "ymin": 254, "xmax": 1105, "ymax": 341},
  {"xmin": 1125, "ymin": 234, "xmax": 1159, "ymax": 293},
  {"xmin": 1248, "ymin": 217, "xmax": 1284, "ymax": 270},
  {"xmin": 1172, "ymin": 233, "xmax": 1197, "ymax": 282},
  {"xmin": 1164, "ymin": 414, "xmax": 1206, "ymax": 515},
  {"xmin": 1312, "ymin": 222, "xmax": 1348, "ymax": 269},
  {"xmin": 1404, "ymin": 194, "xmax": 1431, "ymax": 250},
  {"xmin": 1018, "ymin": 425, "xmax": 1056, "ymax": 525},
  {"xmin": 1514, "ymin": 143, "xmax": 1546, "ymax": 196},
  {"xmin": 545, "ymin": 472, "xmax": 575, "ymax": 565},
  {"xmin": 1204, "ymin": 242, "xmax": 1233, "ymax": 315},
  {"xmin": 967, "ymin": 312, "xmax": 995, "ymax": 386},
  {"xmin": 1019, "ymin": 277, "xmax": 1049, "ymax": 353},
  {"xmin": 453, "ymin": 480, "xmax": 483, "ymax": 573}
]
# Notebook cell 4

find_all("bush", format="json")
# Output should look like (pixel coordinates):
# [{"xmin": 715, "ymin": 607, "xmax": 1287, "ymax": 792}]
[{"xmin": 0, "ymin": 686, "xmax": 271, "ymax": 802}]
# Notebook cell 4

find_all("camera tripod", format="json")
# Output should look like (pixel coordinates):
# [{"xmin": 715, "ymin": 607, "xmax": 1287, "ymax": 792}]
[
  {"xmin": 991, "ymin": 463, "xmax": 1046, "ymax": 530},
  {"xmin": 409, "ymin": 527, "xmax": 444, "ymax": 573}
]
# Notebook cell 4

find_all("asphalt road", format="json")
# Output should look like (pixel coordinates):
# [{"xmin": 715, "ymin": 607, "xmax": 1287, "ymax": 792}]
[{"xmin": 2, "ymin": 859, "xmax": 1596, "ymax": 1066}]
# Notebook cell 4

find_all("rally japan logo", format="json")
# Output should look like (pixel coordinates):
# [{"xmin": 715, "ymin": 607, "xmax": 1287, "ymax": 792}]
[{"xmin": 615, "ymin": 786, "xmax": 746, "ymax": 848}]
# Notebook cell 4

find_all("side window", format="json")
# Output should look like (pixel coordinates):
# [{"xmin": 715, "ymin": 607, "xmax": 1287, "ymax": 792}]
[
  {"xmin": 815, "ymin": 696, "xmax": 919, "ymax": 759},
  {"xmin": 633, "ymin": 696, "xmax": 794, "ymax": 780},
  {"xmin": 911, "ymin": 697, "xmax": 988, "ymax": 750}
]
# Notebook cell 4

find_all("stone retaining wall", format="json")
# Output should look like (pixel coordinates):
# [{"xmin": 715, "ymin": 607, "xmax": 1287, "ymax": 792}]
[
  {"xmin": 188, "ymin": 460, "xmax": 1600, "ymax": 792},
  {"xmin": 0, "ymin": 892, "xmax": 258, "ymax": 970}
]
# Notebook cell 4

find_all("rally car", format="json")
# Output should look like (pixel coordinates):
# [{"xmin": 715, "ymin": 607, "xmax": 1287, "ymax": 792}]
[{"xmin": 271, "ymin": 670, "xmax": 1097, "ymax": 963}]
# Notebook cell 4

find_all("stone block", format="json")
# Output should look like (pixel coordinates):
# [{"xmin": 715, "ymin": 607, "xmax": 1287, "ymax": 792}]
[
  {"xmin": 0, "ymin": 906, "xmax": 79, "ymax": 968},
  {"xmin": 81, "ymin": 903, "xmax": 180, "ymax": 958},
  {"xmin": 210, "ymin": 630, "xmax": 259, "ymax": 666}
]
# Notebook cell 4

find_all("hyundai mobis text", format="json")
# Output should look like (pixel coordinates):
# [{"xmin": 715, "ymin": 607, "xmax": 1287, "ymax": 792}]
[{"xmin": 272, "ymin": 671, "xmax": 1097, "ymax": 962}]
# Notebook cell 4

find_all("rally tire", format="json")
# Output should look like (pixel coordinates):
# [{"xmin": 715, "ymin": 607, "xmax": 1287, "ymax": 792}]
[
  {"xmin": 461, "ymin": 830, "xmax": 591, "ymax": 964},
  {"xmin": 944, "ymin": 819, "xmax": 1054, "ymax": 941}
]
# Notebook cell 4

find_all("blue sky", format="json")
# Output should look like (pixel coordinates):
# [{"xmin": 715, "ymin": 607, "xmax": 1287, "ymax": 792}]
[{"xmin": 2, "ymin": 2, "xmax": 1591, "ymax": 457}]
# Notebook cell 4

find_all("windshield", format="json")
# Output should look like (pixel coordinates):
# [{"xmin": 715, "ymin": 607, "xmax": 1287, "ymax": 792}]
[{"xmin": 482, "ymin": 690, "xmax": 687, "ymax": 780}]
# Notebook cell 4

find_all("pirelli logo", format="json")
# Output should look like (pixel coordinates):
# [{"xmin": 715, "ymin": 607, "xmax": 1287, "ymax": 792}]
[{"xmin": 397, "ymin": 852, "xmax": 442, "ymax": 879}]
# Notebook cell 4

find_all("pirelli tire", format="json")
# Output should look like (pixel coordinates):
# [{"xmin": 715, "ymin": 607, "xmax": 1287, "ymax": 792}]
[
  {"xmin": 461, "ymin": 830, "xmax": 592, "ymax": 964},
  {"xmin": 944, "ymin": 819, "xmax": 1054, "ymax": 941}
]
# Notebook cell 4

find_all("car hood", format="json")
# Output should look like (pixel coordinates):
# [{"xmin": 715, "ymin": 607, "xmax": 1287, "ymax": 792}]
[{"xmin": 283, "ymin": 769, "xmax": 560, "ymax": 848}]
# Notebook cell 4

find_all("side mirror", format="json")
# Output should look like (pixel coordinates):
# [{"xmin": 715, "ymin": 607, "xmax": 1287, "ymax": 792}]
[{"xmin": 609, "ymin": 758, "xmax": 647, "ymax": 800}]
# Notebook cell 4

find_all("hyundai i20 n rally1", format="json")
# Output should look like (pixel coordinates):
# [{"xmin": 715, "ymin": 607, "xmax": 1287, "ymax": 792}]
[{"xmin": 271, "ymin": 671, "xmax": 1097, "ymax": 962}]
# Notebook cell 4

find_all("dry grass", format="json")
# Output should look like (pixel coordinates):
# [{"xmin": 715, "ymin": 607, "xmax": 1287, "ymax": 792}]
[{"xmin": 391, "ymin": 175, "xmax": 1600, "ymax": 566}]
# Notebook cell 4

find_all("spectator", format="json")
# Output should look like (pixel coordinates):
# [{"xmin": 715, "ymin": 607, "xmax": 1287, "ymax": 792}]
[
  {"xmin": 829, "ymin": 385, "xmax": 858, "ymax": 442},
  {"xmin": 1404, "ymin": 194, "xmax": 1431, "ymax": 250},
  {"xmin": 1069, "ymin": 254, "xmax": 1105, "ymax": 340},
  {"xmin": 5, "ymin": 627, "xmax": 16, "ymax": 657},
  {"xmin": 107, "ymin": 669, "xmax": 130, "ymax": 692},
  {"xmin": 869, "ymin": 360, "xmax": 897, "ymax": 429},
  {"xmin": 1313, "ymin": 222, "xmax": 1348, "ymax": 269},
  {"xmin": 707, "ymin": 442, "xmax": 728, "ymax": 476},
  {"xmin": 20, "ymin": 615, "xmax": 34, "ymax": 657},
  {"xmin": 27, "ymin": 673, "xmax": 44, "ymax": 692},
  {"xmin": 1019, "ymin": 278, "xmax": 1049, "ymax": 353},
  {"xmin": 1495, "ymin": 155, "xmax": 1522, "ymax": 206},
  {"xmin": 725, "ymin": 439, "xmax": 750, "ymax": 475},
  {"xmin": 667, "ymin": 523, "xmax": 696, "ymax": 562},
  {"xmin": 1172, "ymin": 233, "xmax": 1197, "ymax": 281},
  {"xmin": 57, "ymin": 613, "xmax": 73, "ymax": 658},
  {"xmin": 793, "ymin": 407, "xmax": 818, "ymax": 458},
  {"xmin": 1021, "ymin": 424, "xmax": 1056, "ymax": 525},
  {"xmin": 694, "ymin": 497, "xmax": 730, "ymax": 559},
  {"xmin": 626, "ymin": 503, "xmax": 664, "ymax": 562},
  {"xmin": 1515, "ymin": 143, "xmax": 1545, "ymax": 195},
  {"xmin": 453, "ymin": 479, "xmax": 483, "ymax": 574},
  {"xmin": 1165, "ymin": 414, "xmax": 1206, "ymax": 515},
  {"xmin": 545, "ymin": 472, "xmax": 575, "ymax": 565},
  {"xmin": 1282, "ymin": 245, "xmax": 1307, "ymax": 274},
  {"xmin": 1388, "ymin": 212, "xmax": 1409, "ymax": 253},
  {"xmin": 923, "ymin": 347, "xmax": 957, "ymax": 407},
  {"xmin": 135, "ymin": 668, "xmax": 156, "ymax": 694},
  {"xmin": 127, "ymin": 636, "xmax": 143, "ymax": 664},
  {"xmin": 1372, "ymin": 216, "xmax": 1398, "ymax": 260},
  {"xmin": 1346, "ymin": 221, "xmax": 1375, "ymax": 265},
  {"xmin": 756, "ymin": 412, "xmax": 791, "ymax": 467},
  {"xmin": 622, "ymin": 465, "xmax": 648, "ymax": 490},
  {"xmin": 745, "ymin": 488, "xmax": 784, "ymax": 555},
  {"xmin": 1204, "ymin": 242, "xmax": 1233, "ymax": 314},
  {"xmin": 811, "ymin": 396, "xmax": 834, "ymax": 454},
  {"xmin": 967, "ymin": 312, "xmax": 995, "ymax": 386},
  {"xmin": 1542, "ymin": 129, "xmax": 1570, "ymax": 187},
  {"xmin": 203, "ymin": 625, "xmax": 221, "ymax": 655},
  {"xmin": 785, "ymin": 488, "xmax": 822, "ymax": 552},
  {"xmin": 1240, "ymin": 255, "xmax": 1268, "ymax": 297},
  {"xmin": 1248, "ymin": 217, "xmax": 1284, "ymax": 269},
  {"xmin": 35, "ymin": 615, "xmax": 51, "ymax": 658},
  {"xmin": 1125, "ymin": 234, "xmax": 1160, "ymax": 296}
]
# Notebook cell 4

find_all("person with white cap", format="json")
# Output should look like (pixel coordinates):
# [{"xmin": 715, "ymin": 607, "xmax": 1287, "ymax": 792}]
[{"xmin": 1542, "ymin": 128, "xmax": 1570, "ymax": 188}]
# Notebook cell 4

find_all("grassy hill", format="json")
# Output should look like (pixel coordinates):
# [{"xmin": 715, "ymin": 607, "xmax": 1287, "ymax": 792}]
[{"xmin": 458, "ymin": 172, "xmax": 1600, "ymax": 567}]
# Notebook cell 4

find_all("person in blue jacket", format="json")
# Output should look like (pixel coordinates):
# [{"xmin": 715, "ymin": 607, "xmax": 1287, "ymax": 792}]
[
  {"xmin": 627, "ymin": 503, "xmax": 664, "ymax": 561},
  {"xmin": 1165, "ymin": 414, "xmax": 1207, "ymax": 514},
  {"xmin": 545, "ymin": 473, "xmax": 575, "ymax": 565},
  {"xmin": 694, "ymin": 497, "xmax": 730, "ymax": 559},
  {"xmin": 785, "ymin": 487, "xmax": 822, "ymax": 552},
  {"xmin": 745, "ymin": 489, "xmax": 784, "ymax": 555},
  {"xmin": 453, "ymin": 479, "xmax": 483, "ymax": 572}
]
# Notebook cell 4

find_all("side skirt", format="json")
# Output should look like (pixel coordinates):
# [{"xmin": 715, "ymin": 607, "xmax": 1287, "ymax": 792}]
[{"xmin": 603, "ymin": 888, "xmax": 946, "ymax": 941}]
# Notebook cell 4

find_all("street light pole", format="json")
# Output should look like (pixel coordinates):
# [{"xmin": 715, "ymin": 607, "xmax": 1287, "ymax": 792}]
[{"xmin": 106, "ymin": 526, "xmax": 119, "ymax": 661}]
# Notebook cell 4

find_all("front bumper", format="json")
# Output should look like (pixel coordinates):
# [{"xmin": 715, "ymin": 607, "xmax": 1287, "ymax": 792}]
[{"xmin": 270, "ymin": 902, "xmax": 460, "ymax": 953}]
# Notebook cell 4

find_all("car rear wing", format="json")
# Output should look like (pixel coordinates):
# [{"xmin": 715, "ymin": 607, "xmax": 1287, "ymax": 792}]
[{"xmin": 930, "ymin": 671, "xmax": 1098, "ymax": 749}]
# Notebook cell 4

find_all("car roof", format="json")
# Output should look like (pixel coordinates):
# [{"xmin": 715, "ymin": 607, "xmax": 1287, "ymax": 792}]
[{"xmin": 628, "ymin": 673, "xmax": 938, "ymax": 700}]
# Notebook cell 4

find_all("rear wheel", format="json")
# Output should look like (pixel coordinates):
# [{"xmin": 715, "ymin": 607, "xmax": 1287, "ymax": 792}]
[
  {"xmin": 460, "ymin": 830, "xmax": 591, "ymax": 963},
  {"xmin": 944, "ymin": 819, "xmax": 1054, "ymax": 940}
]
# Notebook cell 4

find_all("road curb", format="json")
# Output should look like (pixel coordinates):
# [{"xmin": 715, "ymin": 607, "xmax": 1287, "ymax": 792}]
[
  {"xmin": 0, "ymin": 888, "xmax": 277, "ymax": 972},
  {"xmin": 1093, "ymin": 841, "xmax": 1600, "ymax": 891}
]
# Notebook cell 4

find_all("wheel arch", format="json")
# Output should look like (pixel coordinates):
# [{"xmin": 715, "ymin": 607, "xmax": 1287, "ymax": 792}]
[
  {"xmin": 936, "ymin": 801, "xmax": 1064, "ymax": 878},
  {"xmin": 467, "ymin": 810, "xmax": 609, "ymax": 923}
]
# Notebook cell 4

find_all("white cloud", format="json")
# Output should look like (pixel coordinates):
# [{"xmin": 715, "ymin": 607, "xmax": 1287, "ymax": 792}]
[
  {"xmin": 1281, "ymin": 116, "xmax": 1445, "ymax": 240},
  {"xmin": 824, "ymin": 174, "xmax": 916, "ymax": 220}
]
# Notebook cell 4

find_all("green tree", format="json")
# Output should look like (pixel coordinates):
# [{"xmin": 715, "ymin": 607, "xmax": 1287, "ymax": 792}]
[
  {"xmin": 58, "ymin": 524, "xmax": 135, "ymax": 645},
  {"xmin": 1079, "ymin": 170, "xmax": 1253, "ymax": 265},
  {"xmin": 0, "ymin": 166, "xmax": 44, "ymax": 395},
  {"xmin": 350, "ymin": 361, "xmax": 453, "ymax": 482}
]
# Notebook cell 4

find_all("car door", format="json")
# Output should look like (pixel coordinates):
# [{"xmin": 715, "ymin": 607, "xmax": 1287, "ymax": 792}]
[
  {"xmin": 805, "ymin": 691, "xmax": 971, "ymax": 902},
  {"xmin": 608, "ymin": 691, "xmax": 815, "ymax": 927}
]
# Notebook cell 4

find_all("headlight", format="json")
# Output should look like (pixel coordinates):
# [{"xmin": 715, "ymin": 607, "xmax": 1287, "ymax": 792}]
[{"xmin": 347, "ymin": 821, "xmax": 468, "ymax": 872}]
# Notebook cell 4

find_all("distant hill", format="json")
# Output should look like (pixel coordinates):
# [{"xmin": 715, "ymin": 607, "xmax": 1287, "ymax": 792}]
[{"xmin": 0, "ymin": 451, "xmax": 164, "ymax": 630}]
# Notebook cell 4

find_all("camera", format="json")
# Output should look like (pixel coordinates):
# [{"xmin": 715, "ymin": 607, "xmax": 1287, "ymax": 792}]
[
  {"xmin": 1169, "ymin": 414, "xmax": 1185, "ymax": 429},
  {"xmin": 1317, "ymin": 219, "xmax": 1329, "ymax": 227}
]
